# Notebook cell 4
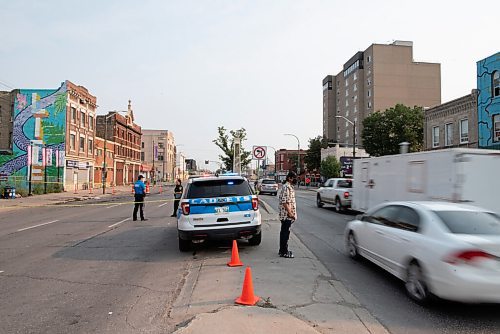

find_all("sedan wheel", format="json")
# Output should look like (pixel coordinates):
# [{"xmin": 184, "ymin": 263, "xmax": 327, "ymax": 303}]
[
  {"xmin": 405, "ymin": 262, "xmax": 430, "ymax": 304},
  {"xmin": 347, "ymin": 232, "xmax": 360, "ymax": 260}
]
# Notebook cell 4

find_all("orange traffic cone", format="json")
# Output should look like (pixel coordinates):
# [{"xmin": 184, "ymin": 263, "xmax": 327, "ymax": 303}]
[
  {"xmin": 227, "ymin": 240, "xmax": 243, "ymax": 267},
  {"xmin": 159, "ymin": 183, "xmax": 163, "ymax": 194},
  {"xmin": 235, "ymin": 267, "xmax": 260, "ymax": 306},
  {"xmin": 131, "ymin": 185, "xmax": 134, "ymax": 194},
  {"xmin": 146, "ymin": 182, "xmax": 150, "ymax": 194}
]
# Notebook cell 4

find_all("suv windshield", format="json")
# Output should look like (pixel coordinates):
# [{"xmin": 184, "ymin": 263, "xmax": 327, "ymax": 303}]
[
  {"xmin": 434, "ymin": 211, "xmax": 500, "ymax": 235},
  {"xmin": 262, "ymin": 180, "xmax": 276, "ymax": 184},
  {"xmin": 187, "ymin": 179, "xmax": 252, "ymax": 198}
]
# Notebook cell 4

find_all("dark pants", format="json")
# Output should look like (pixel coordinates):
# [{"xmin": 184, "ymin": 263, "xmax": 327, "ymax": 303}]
[
  {"xmin": 279, "ymin": 219, "xmax": 293, "ymax": 255},
  {"xmin": 133, "ymin": 194, "xmax": 145, "ymax": 220},
  {"xmin": 172, "ymin": 199, "xmax": 180, "ymax": 215}
]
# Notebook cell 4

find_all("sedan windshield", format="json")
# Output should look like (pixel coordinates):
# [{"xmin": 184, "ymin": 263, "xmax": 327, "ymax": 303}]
[{"xmin": 434, "ymin": 211, "xmax": 500, "ymax": 235}]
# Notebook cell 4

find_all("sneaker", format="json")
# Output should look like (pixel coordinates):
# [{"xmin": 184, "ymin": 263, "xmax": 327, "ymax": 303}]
[
  {"xmin": 280, "ymin": 251, "xmax": 294, "ymax": 258},
  {"xmin": 141, "ymin": 218, "xmax": 148, "ymax": 221}
]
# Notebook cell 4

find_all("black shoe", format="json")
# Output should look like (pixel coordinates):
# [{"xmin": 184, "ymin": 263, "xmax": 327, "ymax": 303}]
[
  {"xmin": 141, "ymin": 218, "xmax": 148, "ymax": 221},
  {"xmin": 133, "ymin": 219, "xmax": 137, "ymax": 221},
  {"xmin": 279, "ymin": 251, "xmax": 294, "ymax": 258},
  {"xmin": 170, "ymin": 214, "xmax": 176, "ymax": 217}
]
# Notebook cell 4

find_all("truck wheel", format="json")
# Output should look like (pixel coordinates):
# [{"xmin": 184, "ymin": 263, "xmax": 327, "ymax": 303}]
[
  {"xmin": 249, "ymin": 232, "xmax": 262, "ymax": 246},
  {"xmin": 335, "ymin": 197, "xmax": 343, "ymax": 212},
  {"xmin": 178, "ymin": 237, "xmax": 191, "ymax": 252},
  {"xmin": 316, "ymin": 195, "xmax": 324, "ymax": 208}
]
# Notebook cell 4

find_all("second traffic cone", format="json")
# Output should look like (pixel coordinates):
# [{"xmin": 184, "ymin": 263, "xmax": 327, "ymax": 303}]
[
  {"xmin": 235, "ymin": 267, "xmax": 260, "ymax": 306},
  {"xmin": 227, "ymin": 240, "xmax": 243, "ymax": 267}
]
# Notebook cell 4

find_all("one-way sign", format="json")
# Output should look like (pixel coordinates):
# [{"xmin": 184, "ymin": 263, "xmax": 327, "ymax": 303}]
[{"xmin": 252, "ymin": 146, "xmax": 267, "ymax": 160}]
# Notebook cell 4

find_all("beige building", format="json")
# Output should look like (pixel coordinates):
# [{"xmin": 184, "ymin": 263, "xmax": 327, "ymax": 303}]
[
  {"xmin": 0, "ymin": 90, "xmax": 15, "ymax": 154},
  {"xmin": 141, "ymin": 129, "xmax": 175, "ymax": 182},
  {"xmin": 323, "ymin": 41, "xmax": 441, "ymax": 150},
  {"xmin": 424, "ymin": 90, "xmax": 478, "ymax": 150}
]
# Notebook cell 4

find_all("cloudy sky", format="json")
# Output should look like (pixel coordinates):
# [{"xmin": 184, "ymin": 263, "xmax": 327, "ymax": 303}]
[{"xmin": 1, "ymin": 0, "xmax": 498, "ymax": 170}]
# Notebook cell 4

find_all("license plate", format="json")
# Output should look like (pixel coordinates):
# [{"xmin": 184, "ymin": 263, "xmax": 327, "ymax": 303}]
[{"xmin": 215, "ymin": 206, "xmax": 229, "ymax": 214}]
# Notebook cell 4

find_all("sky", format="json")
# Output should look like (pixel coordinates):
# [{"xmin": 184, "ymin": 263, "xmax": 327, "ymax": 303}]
[{"xmin": 0, "ymin": 0, "xmax": 498, "ymax": 171}]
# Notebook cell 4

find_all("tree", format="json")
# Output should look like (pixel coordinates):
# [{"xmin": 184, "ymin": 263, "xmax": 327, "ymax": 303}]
[
  {"xmin": 213, "ymin": 127, "xmax": 252, "ymax": 171},
  {"xmin": 320, "ymin": 156, "xmax": 341, "ymax": 179},
  {"xmin": 362, "ymin": 104, "xmax": 424, "ymax": 156},
  {"xmin": 304, "ymin": 136, "xmax": 328, "ymax": 172}
]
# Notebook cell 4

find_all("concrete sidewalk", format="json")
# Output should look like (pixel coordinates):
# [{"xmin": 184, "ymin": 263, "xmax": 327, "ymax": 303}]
[{"xmin": 169, "ymin": 200, "xmax": 389, "ymax": 334}]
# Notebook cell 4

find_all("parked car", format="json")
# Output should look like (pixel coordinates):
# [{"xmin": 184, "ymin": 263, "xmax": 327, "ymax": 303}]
[
  {"xmin": 177, "ymin": 175, "xmax": 262, "ymax": 251},
  {"xmin": 345, "ymin": 201, "xmax": 500, "ymax": 304},
  {"xmin": 258, "ymin": 179, "xmax": 278, "ymax": 195},
  {"xmin": 316, "ymin": 178, "xmax": 352, "ymax": 211}
]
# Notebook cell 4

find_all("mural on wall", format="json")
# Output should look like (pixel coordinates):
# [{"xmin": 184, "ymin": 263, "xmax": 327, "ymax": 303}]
[
  {"xmin": 477, "ymin": 52, "xmax": 500, "ymax": 149},
  {"xmin": 0, "ymin": 82, "xmax": 67, "ymax": 193}
]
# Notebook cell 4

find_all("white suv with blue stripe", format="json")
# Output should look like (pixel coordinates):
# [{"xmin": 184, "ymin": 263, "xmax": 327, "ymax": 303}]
[{"xmin": 177, "ymin": 175, "xmax": 262, "ymax": 251}]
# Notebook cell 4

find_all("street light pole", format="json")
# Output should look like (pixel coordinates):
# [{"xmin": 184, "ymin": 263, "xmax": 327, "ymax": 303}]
[
  {"xmin": 267, "ymin": 146, "xmax": 277, "ymax": 178},
  {"xmin": 335, "ymin": 115, "xmax": 356, "ymax": 159},
  {"xmin": 284, "ymin": 134, "xmax": 300, "ymax": 175}
]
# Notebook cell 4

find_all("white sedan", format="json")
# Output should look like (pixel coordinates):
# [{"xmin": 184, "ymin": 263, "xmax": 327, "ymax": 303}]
[{"xmin": 345, "ymin": 201, "xmax": 500, "ymax": 304}]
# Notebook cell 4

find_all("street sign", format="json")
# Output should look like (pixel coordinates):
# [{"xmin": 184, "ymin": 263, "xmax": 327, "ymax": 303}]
[{"xmin": 252, "ymin": 146, "xmax": 267, "ymax": 160}]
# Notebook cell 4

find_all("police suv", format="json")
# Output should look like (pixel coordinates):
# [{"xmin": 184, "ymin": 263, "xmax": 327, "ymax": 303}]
[{"xmin": 176, "ymin": 174, "xmax": 262, "ymax": 252}]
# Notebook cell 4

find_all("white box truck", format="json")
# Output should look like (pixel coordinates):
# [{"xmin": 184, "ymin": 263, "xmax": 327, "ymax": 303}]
[{"xmin": 352, "ymin": 148, "xmax": 500, "ymax": 213}]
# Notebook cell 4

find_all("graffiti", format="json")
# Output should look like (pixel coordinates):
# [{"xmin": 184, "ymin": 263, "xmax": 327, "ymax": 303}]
[
  {"xmin": 0, "ymin": 82, "xmax": 67, "ymax": 191},
  {"xmin": 477, "ymin": 53, "xmax": 500, "ymax": 149}
]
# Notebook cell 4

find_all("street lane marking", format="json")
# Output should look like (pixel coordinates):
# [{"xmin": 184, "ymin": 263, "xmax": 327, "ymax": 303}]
[
  {"xmin": 108, "ymin": 218, "xmax": 131, "ymax": 228},
  {"xmin": 106, "ymin": 204, "xmax": 122, "ymax": 209},
  {"xmin": 17, "ymin": 220, "xmax": 59, "ymax": 232},
  {"xmin": 158, "ymin": 202, "xmax": 169, "ymax": 207},
  {"xmin": 0, "ymin": 271, "xmax": 4, "ymax": 274}
]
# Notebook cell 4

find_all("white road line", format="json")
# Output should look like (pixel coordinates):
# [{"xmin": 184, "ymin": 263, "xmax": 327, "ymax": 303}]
[
  {"xmin": 17, "ymin": 220, "xmax": 59, "ymax": 232},
  {"xmin": 106, "ymin": 204, "xmax": 122, "ymax": 209},
  {"xmin": 0, "ymin": 271, "xmax": 4, "ymax": 274},
  {"xmin": 108, "ymin": 218, "xmax": 131, "ymax": 228},
  {"xmin": 158, "ymin": 202, "xmax": 169, "ymax": 208}
]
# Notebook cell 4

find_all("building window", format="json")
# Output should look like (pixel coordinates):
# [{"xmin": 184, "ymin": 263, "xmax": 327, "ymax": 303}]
[
  {"xmin": 80, "ymin": 111, "xmax": 86, "ymax": 127},
  {"xmin": 89, "ymin": 116, "xmax": 94, "ymax": 130},
  {"xmin": 353, "ymin": 84, "xmax": 357, "ymax": 92},
  {"xmin": 432, "ymin": 126, "xmax": 439, "ymax": 148},
  {"xmin": 367, "ymin": 101, "xmax": 372, "ymax": 108},
  {"xmin": 345, "ymin": 78, "xmax": 349, "ymax": 86},
  {"xmin": 367, "ymin": 89, "xmax": 371, "ymax": 97},
  {"xmin": 141, "ymin": 152, "xmax": 145, "ymax": 161},
  {"xmin": 353, "ymin": 72, "xmax": 357, "ymax": 81},
  {"xmin": 345, "ymin": 89, "xmax": 349, "ymax": 97},
  {"xmin": 346, "ymin": 109, "xmax": 349, "ymax": 117},
  {"xmin": 445, "ymin": 123, "xmax": 453, "ymax": 146},
  {"xmin": 345, "ymin": 99, "xmax": 349, "ymax": 107},
  {"xmin": 353, "ymin": 105, "xmax": 357, "ymax": 113},
  {"xmin": 367, "ymin": 55, "xmax": 371, "ymax": 63},
  {"xmin": 493, "ymin": 71, "xmax": 500, "ymax": 97},
  {"xmin": 367, "ymin": 77, "xmax": 372, "ymax": 86},
  {"xmin": 494, "ymin": 114, "xmax": 500, "ymax": 142},
  {"xmin": 80, "ymin": 136, "xmax": 85, "ymax": 151},
  {"xmin": 141, "ymin": 142, "xmax": 144, "ymax": 149},
  {"xmin": 459, "ymin": 119, "xmax": 468, "ymax": 144},
  {"xmin": 71, "ymin": 107, "xmax": 76, "ymax": 123},
  {"xmin": 88, "ymin": 139, "xmax": 93, "ymax": 154},
  {"xmin": 70, "ymin": 134, "xmax": 75, "ymax": 150}
]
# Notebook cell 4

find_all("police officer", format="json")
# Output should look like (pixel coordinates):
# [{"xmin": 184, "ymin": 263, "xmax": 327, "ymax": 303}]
[
  {"xmin": 171, "ymin": 178, "xmax": 183, "ymax": 217},
  {"xmin": 133, "ymin": 175, "xmax": 147, "ymax": 221}
]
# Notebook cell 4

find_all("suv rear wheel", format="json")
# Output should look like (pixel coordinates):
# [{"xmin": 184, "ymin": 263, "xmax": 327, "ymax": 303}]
[
  {"xmin": 248, "ymin": 232, "xmax": 262, "ymax": 246},
  {"xmin": 316, "ymin": 195, "xmax": 324, "ymax": 208},
  {"xmin": 178, "ymin": 237, "xmax": 191, "ymax": 252}
]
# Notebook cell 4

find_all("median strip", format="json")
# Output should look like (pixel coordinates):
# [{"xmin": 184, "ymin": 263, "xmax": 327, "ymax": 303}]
[{"xmin": 17, "ymin": 220, "xmax": 59, "ymax": 232}]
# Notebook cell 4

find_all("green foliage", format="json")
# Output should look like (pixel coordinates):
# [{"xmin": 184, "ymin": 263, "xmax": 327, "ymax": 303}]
[
  {"xmin": 43, "ymin": 123, "xmax": 65, "ymax": 145},
  {"xmin": 320, "ymin": 156, "xmax": 341, "ymax": 179},
  {"xmin": 213, "ymin": 127, "xmax": 252, "ymax": 171},
  {"xmin": 304, "ymin": 136, "xmax": 328, "ymax": 172},
  {"xmin": 362, "ymin": 104, "xmax": 424, "ymax": 157},
  {"xmin": 54, "ymin": 93, "xmax": 66, "ymax": 115}
]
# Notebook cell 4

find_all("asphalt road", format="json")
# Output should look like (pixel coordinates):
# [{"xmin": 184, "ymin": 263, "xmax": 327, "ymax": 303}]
[
  {"xmin": 0, "ymin": 190, "xmax": 189, "ymax": 334},
  {"xmin": 262, "ymin": 189, "xmax": 500, "ymax": 334}
]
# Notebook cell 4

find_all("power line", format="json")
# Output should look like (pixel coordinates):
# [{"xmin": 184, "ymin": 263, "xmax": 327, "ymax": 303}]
[{"xmin": 0, "ymin": 79, "xmax": 16, "ymax": 90}]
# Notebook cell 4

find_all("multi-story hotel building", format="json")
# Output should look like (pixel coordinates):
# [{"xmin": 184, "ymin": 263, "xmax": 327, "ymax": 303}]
[{"xmin": 323, "ymin": 41, "xmax": 441, "ymax": 151}]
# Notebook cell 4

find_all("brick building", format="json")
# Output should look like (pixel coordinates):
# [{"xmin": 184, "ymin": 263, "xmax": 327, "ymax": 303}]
[
  {"xmin": 424, "ymin": 90, "xmax": 478, "ymax": 150},
  {"xmin": 93, "ymin": 136, "xmax": 115, "ymax": 188},
  {"xmin": 65, "ymin": 81, "xmax": 97, "ymax": 190},
  {"xmin": 0, "ymin": 90, "xmax": 15, "ymax": 154},
  {"xmin": 96, "ymin": 101, "xmax": 142, "ymax": 186},
  {"xmin": 275, "ymin": 148, "xmax": 307, "ymax": 175}
]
